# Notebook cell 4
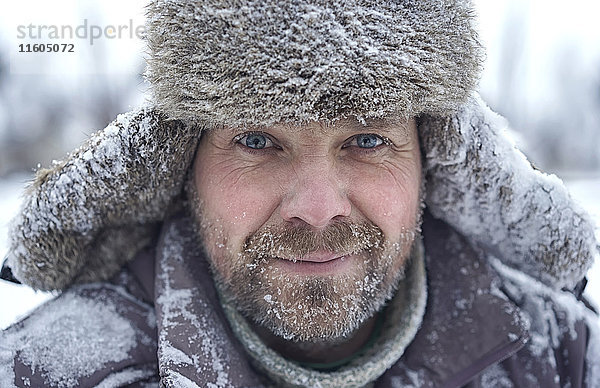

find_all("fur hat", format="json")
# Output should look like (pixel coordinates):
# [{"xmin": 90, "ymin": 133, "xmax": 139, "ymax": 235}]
[
  {"xmin": 145, "ymin": 0, "xmax": 484, "ymax": 127},
  {"xmin": 4, "ymin": 0, "xmax": 598, "ymax": 292}
]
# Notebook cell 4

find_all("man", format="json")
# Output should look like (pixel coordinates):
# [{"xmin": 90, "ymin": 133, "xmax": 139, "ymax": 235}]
[{"xmin": 1, "ymin": 1, "xmax": 599, "ymax": 387}]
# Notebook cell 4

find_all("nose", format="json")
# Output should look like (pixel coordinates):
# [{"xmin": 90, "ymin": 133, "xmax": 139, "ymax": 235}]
[{"xmin": 280, "ymin": 159, "xmax": 351, "ymax": 229}]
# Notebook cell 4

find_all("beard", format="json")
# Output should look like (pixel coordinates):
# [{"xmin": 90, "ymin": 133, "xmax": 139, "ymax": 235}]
[{"xmin": 192, "ymin": 210, "xmax": 421, "ymax": 343}]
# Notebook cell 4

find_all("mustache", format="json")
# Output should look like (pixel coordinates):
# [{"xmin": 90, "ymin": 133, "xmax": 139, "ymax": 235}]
[{"xmin": 242, "ymin": 221, "xmax": 386, "ymax": 260}]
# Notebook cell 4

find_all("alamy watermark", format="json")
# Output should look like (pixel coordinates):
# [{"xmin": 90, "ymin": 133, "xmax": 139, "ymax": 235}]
[{"xmin": 16, "ymin": 19, "xmax": 145, "ymax": 46}]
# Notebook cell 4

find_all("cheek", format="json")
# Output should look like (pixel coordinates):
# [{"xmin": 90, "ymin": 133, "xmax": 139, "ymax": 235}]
[
  {"xmin": 346, "ymin": 157, "xmax": 422, "ymax": 236},
  {"xmin": 193, "ymin": 152, "xmax": 282, "ymax": 252}
]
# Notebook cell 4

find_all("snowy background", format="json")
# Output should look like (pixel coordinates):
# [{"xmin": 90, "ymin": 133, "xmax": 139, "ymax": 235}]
[{"xmin": 1, "ymin": 1, "xmax": 599, "ymax": 329}]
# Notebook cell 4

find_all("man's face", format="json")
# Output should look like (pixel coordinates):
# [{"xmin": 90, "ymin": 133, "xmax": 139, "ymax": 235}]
[{"xmin": 190, "ymin": 118, "xmax": 422, "ymax": 342}]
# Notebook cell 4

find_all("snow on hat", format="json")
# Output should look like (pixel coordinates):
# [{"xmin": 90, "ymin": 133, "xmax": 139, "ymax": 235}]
[
  {"xmin": 144, "ymin": 0, "xmax": 484, "ymax": 127},
  {"xmin": 3, "ymin": 0, "xmax": 597, "ymax": 291}
]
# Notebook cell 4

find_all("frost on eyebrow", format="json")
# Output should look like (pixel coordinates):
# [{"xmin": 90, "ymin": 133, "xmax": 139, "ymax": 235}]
[
  {"xmin": 356, "ymin": 118, "xmax": 413, "ymax": 137},
  {"xmin": 205, "ymin": 117, "xmax": 415, "ymax": 144},
  {"xmin": 305, "ymin": 118, "xmax": 415, "ymax": 143}
]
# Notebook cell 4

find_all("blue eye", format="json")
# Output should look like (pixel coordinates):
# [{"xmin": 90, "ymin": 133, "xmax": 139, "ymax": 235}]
[
  {"xmin": 245, "ymin": 133, "xmax": 267, "ymax": 149},
  {"xmin": 354, "ymin": 134, "xmax": 383, "ymax": 148},
  {"xmin": 235, "ymin": 132, "xmax": 275, "ymax": 150}
]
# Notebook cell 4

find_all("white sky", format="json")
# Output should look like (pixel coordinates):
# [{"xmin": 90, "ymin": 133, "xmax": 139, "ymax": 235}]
[{"xmin": 474, "ymin": 0, "xmax": 600, "ymax": 115}]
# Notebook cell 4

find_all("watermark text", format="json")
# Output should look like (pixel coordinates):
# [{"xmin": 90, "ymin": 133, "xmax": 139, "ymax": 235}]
[{"xmin": 16, "ymin": 19, "xmax": 144, "ymax": 45}]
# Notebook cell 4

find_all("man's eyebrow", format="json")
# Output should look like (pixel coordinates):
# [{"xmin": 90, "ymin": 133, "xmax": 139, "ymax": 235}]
[{"xmin": 347, "ymin": 119, "xmax": 410, "ymax": 136}]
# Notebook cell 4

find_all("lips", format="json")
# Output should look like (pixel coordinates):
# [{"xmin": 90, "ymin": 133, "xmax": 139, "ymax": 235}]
[
  {"xmin": 282, "ymin": 251, "xmax": 345, "ymax": 263},
  {"xmin": 273, "ymin": 252, "xmax": 355, "ymax": 275}
]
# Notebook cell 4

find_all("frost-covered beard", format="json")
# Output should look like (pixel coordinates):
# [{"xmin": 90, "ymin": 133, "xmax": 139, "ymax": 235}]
[{"xmin": 195, "ymin": 215, "xmax": 419, "ymax": 343}]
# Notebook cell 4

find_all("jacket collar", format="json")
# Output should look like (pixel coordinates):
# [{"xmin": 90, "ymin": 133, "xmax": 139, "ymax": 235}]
[{"xmin": 378, "ymin": 213, "xmax": 529, "ymax": 387}]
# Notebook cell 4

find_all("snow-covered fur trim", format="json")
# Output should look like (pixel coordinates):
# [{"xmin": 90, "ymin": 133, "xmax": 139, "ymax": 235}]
[
  {"xmin": 6, "ymin": 107, "xmax": 201, "ymax": 291},
  {"xmin": 420, "ymin": 95, "xmax": 599, "ymax": 290},
  {"xmin": 145, "ymin": 0, "xmax": 484, "ymax": 127}
]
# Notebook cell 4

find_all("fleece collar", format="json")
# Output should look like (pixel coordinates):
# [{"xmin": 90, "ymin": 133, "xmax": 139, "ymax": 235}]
[{"xmin": 219, "ymin": 241, "xmax": 427, "ymax": 388}]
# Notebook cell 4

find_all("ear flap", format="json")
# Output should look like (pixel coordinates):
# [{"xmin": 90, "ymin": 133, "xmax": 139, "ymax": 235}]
[
  {"xmin": 420, "ymin": 94, "xmax": 598, "ymax": 290},
  {"xmin": 7, "ymin": 107, "xmax": 202, "ymax": 291}
]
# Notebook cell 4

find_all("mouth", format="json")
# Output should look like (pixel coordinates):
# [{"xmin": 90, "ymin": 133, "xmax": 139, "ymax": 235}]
[
  {"xmin": 285, "ymin": 251, "xmax": 345, "ymax": 263},
  {"xmin": 275, "ymin": 251, "xmax": 353, "ymax": 274}
]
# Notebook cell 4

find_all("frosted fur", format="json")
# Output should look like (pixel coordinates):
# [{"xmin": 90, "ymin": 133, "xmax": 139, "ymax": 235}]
[
  {"xmin": 7, "ymin": 96, "xmax": 597, "ymax": 293},
  {"xmin": 3, "ymin": 2, "xmax": 596, "ymax": 297},
  {"xmin": 145, "ymin": 0, "xmax": 484, "ymax": 127},
  {"xmin": 420, "ymin": 95, "xmax": 599, "ymax": 290},
  {"xmin": 6, "ymin": 95, "xmax": 598, "ymax": 294},
  {"xmin": 7, "ymin": 107, "xmax": 201, "ymax": 291}
]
